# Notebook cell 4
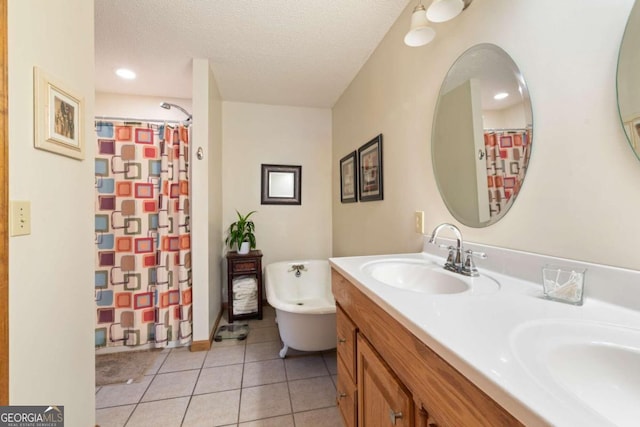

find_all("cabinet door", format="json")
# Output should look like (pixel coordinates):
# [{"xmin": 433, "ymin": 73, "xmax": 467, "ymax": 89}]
[{"xmin": 357, "ymin": 334, "xmax": 414, "ymax": 427}]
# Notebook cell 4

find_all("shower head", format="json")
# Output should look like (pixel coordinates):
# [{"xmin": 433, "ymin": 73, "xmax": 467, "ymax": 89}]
[{"xmin": 159, "ymin": 102, "xmax": 192, "ymax": 121}]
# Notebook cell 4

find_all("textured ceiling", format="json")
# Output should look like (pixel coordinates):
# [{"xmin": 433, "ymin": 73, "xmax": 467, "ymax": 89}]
[{"xmin": 95, "ymin": 0, "xmax": 412, "ymax": 108}]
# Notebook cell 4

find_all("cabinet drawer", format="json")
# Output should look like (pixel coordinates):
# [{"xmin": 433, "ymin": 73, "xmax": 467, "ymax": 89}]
[
  {"xmin": 337, "ymin": 305, "xmax": 357, "ymax": 383},
  {"xmin": 231, "ymin": 259, "xmax": 259, "ymax": 273},
  {"xmin": 337, "ymin": 356, "xmax": 357, "ymax": 427}
]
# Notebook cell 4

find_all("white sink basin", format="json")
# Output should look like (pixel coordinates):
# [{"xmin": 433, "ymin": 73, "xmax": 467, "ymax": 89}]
[
  {"xmin": 360, "ymin": 259, "xmax": 499, "ymax": 295},
  {"xmin": 510, "ymin": 319, "xmax": 640, "ymax": 426}
]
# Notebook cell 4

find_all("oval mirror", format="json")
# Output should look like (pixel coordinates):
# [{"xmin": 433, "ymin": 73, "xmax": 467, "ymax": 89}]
[
  {"xmin": 617, "ymin": 0, "xmax": 640, "ymax": 160},
  {"xmin": 432, "ymin": 43, "xmax": 533, "ymax": 228}
]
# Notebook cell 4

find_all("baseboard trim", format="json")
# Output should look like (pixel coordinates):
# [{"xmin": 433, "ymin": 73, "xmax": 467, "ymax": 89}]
[{"xmin": 190, "ymin": 308, "xmax": 223, "ymax": 352}]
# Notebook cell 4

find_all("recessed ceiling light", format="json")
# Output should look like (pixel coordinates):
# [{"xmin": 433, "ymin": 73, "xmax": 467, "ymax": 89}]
[
  {"xmin": 115, "ymin": 68, "xmax": 136, "ymax": 80},
  {"xmin": 494, "ymin": 92, "xmax": 509, "ymax": 100}
]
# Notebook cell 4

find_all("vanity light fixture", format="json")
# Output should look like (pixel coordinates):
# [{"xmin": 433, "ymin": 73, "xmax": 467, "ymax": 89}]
[
  {"xmin": 494, "ymin": 92, "xmax": 509, "ymax": 100},
  {"xmin": 404, "ymin": 0, "xmax": 473, "ymax": 47},
  {"xmin": 427, "ymin": 0, "xmax": 464, "ymax": 23},
  {"xmin": 115, "ymin": 68, "xmax": 136, "ymax": 80},
  {"xmin": 404, "ymin": 2, "xmax": 435, "ymax": 47}
]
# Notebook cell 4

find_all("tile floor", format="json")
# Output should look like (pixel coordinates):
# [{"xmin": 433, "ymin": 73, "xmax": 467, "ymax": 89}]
[{"xmin": 95, "ymin": 306, "xmax": 344, "ymax": 427}]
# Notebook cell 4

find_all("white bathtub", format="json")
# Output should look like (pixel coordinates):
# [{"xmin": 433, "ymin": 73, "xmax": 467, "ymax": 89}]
[{"xmin": 265, "ymin": 260, "xmax": 336, "ymax": 358}]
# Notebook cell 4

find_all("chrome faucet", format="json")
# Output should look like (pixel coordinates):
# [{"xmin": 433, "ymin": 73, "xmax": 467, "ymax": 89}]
[
  {"xmin": 428, "ymin": 223, "xmax": 464, "ymax": 273},
  {"xmin": 288, "ymin": 264, "xmax": 307, "ymax": 278},
  {"xmin": 428, "ymin": 223, "xmax": 486, "ymax": 277}
]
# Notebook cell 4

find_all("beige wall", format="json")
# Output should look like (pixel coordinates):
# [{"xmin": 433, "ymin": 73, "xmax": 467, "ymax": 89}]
[
  {"xmin": 333, "ymin": 0, "xmax": 640, "ymax": 270},
  {"xmin": 8, "ymin": 0, "xmax": 95, "ymax": 425},
  {"xmin": 222, "ymin": 102, "xmax": 332, "ymax": 299}
]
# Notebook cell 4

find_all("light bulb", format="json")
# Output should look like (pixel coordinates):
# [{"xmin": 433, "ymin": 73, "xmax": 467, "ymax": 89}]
[{"xmin": 427, "ymin": 0, "xmax": 464, "ymax": 23}]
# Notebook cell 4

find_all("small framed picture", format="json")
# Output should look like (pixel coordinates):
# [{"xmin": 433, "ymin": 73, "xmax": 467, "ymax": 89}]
[
  {"xmin": 358, "ymin": 134, "xmax": 383, "ymax": 202},
  {"xmin": 261, "ymin": 164, "xmax": 302, "ymax": 205},
  {"xmin": 33, "ymin": 66, "xmax": 84, "ymax": 160},
  {"xmin": 339, "ymin": 151, "xmax": 358, "ymax": 203}
]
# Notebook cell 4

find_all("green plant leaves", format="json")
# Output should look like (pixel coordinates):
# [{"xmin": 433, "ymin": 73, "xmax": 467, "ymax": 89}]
[{"xmin": 225, "ymin": 210, "xmax": 257, "ymax": 250}]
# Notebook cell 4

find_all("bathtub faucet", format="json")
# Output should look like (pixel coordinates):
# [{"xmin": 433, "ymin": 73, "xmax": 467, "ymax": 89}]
[{"xmin": 289, "ymin": 264, "xmax": 307, "ymax": 277}]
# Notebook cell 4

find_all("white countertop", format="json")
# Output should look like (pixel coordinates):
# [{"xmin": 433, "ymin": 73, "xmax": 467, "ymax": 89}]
[{"xmin": 329, "ymin": 246, "xmax": 640, "ymax": 427}]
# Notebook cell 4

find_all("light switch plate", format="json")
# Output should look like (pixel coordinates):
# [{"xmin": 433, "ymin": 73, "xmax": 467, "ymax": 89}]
[
  {"xmin": 10, "ymin": 200, "xmax": 31, "ymax": 236},
  {"xmin": 414, "ymin": 211, "xmax": 424, "ymax": 234}
]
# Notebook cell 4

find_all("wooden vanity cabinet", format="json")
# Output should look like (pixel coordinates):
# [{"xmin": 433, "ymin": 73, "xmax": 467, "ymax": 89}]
[{"xmin": 332, "ymin": 268, "xmax": 524, "ymax": 427}]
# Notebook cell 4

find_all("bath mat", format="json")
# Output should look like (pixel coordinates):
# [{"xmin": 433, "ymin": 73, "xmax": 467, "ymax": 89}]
[
  {"xmin": 95, "ymin": 349, "xmax": 163, "ymax": 386},
  {"xmin": 214, "ymin": 324, "xmax": 249, "ymax": 342}
]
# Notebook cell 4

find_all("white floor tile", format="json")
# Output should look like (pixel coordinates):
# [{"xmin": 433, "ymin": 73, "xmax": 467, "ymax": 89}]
[
  {"xmin": 182, "ymin": 389, "xmax": 241, "ymax": 427},
  {"xmin": 284, "ymin": 355, "xmax": 329, "ymax": 380},
  {"xmin": 126, "ymin": 397, "xmax": 189, "ymax": 427},
  {"xmin": 238, "ymin": 382, "xmax": 291, "ymax": 422},
  {"xmin": 95, "ymin": 404, "xmax": 135, "ymax": 427},
  {"xmin": 159, "ymin": 346, "xmax": 207, "ymax": 373},
  {"xmin": 204, "ymin": 345, "xmax": 246, "ymax": 368},
  {"xmin": 294, "ymin": 406, "xmax": 344, "ymax": 427},
  {"xmin": 242, "ymin": 359, "xmax": 286, "ymax": 388},
  {"xmin": 288, "ymin": 376, "xmax": 336, "ymax": 412},
  {"xmin": 141, "ymin": 369, "xmax": 199, "ymax": 402},
  {"xmin": 95, "ymin": 376, "xmax": 152, "ymax": 408},
  {"xmin": 194, "ymin": 364, "xmax": 243, "ymax": 395}
]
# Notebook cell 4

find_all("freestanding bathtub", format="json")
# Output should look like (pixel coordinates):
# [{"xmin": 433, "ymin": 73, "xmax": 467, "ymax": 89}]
[{"xmin": 265, "ymin": 260, "xmax": 336, "ymax": 358}]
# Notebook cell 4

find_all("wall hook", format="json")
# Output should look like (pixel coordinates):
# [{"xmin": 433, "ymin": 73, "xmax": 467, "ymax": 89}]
[{"xmin": 196, "ymin": 147, "xmax": 204, "ymax": 160}]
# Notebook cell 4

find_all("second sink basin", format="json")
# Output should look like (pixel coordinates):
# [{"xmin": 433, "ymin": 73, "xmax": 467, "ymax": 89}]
[
  {"xmin": 360, "ymin": 259, "xmax": 499, "ymax": 295},
  {"xmin": 510, "ymin": 319, "xmax": 640, "ymax": 426}
]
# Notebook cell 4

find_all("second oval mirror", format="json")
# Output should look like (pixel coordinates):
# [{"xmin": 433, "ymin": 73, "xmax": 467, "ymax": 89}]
[{"xmin": 432, "ymin": 43, "xmax": 533, "ymax": 228}]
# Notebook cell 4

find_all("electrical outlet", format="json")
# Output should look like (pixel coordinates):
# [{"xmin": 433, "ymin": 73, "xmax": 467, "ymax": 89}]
[
  {"xmin": 414, "ymin": 211, "xmax": 424, "ymax": 234},
  {"xmin": 10, "ymin": 200, "xmax": 31, "ymax": 236}
]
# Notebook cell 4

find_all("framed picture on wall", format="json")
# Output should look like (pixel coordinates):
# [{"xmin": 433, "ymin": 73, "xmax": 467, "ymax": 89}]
[
  {"xmin": 358, "ymin": 134, "xmax": 383, "ymax": 202},
  {"xmin": 33, "ymin": 66, "xmax": 85, "ymax": 160},
  {"xmin": 261, "ymin": 164, "xmax": 302, "ymax": 205},
  {"xmin": 339, "ymin": 151, "xmax": 358, "ymax": 203}
]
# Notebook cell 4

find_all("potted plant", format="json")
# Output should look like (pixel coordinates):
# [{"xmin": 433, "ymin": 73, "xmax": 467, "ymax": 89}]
[{"xmin": 225, "ymin": 210, "xmax": 256, "ymax": 255}]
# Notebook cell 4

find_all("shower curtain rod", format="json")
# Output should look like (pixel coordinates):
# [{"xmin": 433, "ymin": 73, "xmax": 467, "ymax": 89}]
[
  {"xmin": 484, "ymin": 127, "xmax": 530, "ymax": 132},
  {"xmin": 94, "ymin": 115, "xmax": 189, "ymax": 125}
]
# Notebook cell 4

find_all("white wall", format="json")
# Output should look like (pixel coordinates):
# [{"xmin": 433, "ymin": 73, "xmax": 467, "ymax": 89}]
[
  {"xmin": 8, "ymin": 0, "xmax": 95, "ymax": 425},
  {"xmin": 191, "ymin": 59, "xmax": 223, "ymax": 342},
  {"xmin": 222, "ymin": 102, "xmax": 332, "ymax": 300},
  {"xmin": 483, "ymin": 102, "xmax": 528, "ymax": 130},
  {"xmin": 333, "ymin": 0, "xmax": 640, "ymax": 271}
]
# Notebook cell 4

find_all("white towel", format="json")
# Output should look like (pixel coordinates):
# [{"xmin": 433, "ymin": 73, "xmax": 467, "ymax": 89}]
[
  {"xmin": 233, "ymin": 276, "xmax": 257, "ymax": 287},
  {"xmin": 234, "ymin": 297, "xmax": 258, "ymax": 313},
  {"xmin": 232, "ymin": 276, "xmax": 258, "ymax": 314},
  {"xmin": 233, "ymin": 307, "xmax": 257, "ymax": 315},
  {"xmin": 234, "ymin": 289, "xmax": 257, "ymax": 298},
  {"xmin": 234, "ymin": 282, "xmax": 257, "ymax": 292},
  {"xmin": 234, "ymin": 293, "xmax": 257, "ymax": 303}
]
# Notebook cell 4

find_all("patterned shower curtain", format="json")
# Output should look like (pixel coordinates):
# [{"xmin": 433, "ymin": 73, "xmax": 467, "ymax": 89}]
[
  {"xmin": 484, "ymin": 130, "xmax": 531, "ymax": 218},
  {"xmin": 94, "ymin": 121, "xmax": 192, "ymax": 348}
]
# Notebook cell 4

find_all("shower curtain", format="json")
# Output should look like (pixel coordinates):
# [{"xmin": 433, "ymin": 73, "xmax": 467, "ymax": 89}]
[
  {"xmin": 484, "ymin": 129, "xmax": 531, "ymax": 218},
  {"xmin": 94, "ymin": 121, "xmax": 192, "ymax": 348}
]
